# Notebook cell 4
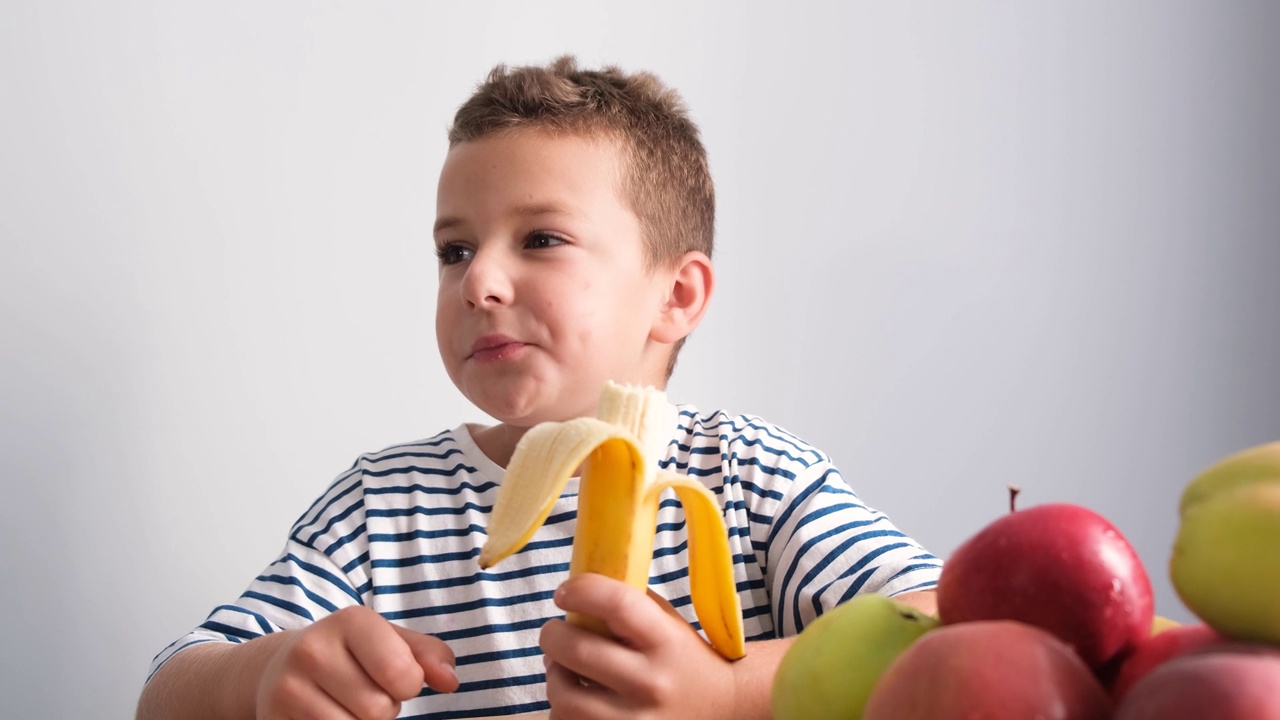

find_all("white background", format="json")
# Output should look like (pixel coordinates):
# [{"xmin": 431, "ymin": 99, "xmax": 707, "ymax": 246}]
[{"xmin": 3, "ymin": 2, "xmax": 1278, "ymax": 716}]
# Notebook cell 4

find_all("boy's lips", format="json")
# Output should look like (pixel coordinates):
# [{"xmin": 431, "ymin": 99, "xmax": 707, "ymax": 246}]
[{"xmin": 468, "ymin": 334, "xmax": 528, "ymax": 362}]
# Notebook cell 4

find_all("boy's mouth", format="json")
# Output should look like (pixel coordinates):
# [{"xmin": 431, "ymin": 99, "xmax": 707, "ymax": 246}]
[{"xmin": 469, "ymin": 334, "xmax": 527, "ymax": 362}]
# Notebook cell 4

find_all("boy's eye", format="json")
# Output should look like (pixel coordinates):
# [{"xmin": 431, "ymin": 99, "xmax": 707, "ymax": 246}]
[
  {"xmin": 435, "ymin": 242, "xmax": 473, "ymax": 265},
  {"xmin": 525, "ymin": 232, "xmax": 567, "ymax": 250}
]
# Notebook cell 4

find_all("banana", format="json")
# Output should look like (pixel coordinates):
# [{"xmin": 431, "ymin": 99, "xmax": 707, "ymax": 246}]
[{"xmin": 479, "ymin": 381, "xmax": 746, "ymax": 660}]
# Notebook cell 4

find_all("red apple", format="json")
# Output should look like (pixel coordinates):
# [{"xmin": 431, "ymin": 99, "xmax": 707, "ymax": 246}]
[
  {"xmin": 1115, "ymin": 643, "xmax": 1280, "ymax": 719},
  {"xmin": 936, "ymin": 495, "xmax": 1154, "ymax": 669},
  {"xmin": 1107, "ymin": 623, "xmax": 1222, "ymax": 701},
  {"xmin": 864, "ymin": 620, "xmax": 1112, "ymax": 720}
]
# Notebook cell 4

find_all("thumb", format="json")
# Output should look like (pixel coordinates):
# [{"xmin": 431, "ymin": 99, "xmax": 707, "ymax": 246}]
[
  {"xmin": 646, "ymin": 587, "xmax": 684, "ymax": 620},
  {"xmin": 391, "ymin": 625, "xmax": 460, "ymax": 693}
]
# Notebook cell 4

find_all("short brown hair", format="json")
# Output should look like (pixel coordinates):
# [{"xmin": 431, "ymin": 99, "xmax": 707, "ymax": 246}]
[{"xmin": 448, "ymin": 55, "xmax": 715, "ymax": 377}]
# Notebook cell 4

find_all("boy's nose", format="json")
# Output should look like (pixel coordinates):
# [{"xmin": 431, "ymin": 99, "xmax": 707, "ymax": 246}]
[{"xmin": 460, "ymin": 249, "xmax": 513, "ymax": 308}]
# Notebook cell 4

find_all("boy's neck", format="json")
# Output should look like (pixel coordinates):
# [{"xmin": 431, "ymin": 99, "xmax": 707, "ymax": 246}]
[{"xmin": 470, "ymin": 423, "xmax": 529, "ymax": 469}]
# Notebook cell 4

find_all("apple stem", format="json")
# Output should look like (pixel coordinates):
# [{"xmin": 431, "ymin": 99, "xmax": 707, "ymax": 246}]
[{"xmin": 1009, "ymin": 485, "xmax": 1021, "ymax": 513}]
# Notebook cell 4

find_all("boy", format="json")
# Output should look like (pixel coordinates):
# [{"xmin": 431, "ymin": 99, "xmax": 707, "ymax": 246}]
[{"xmin": 137, "ymin": 56, "xmax": 941, "ymax": 719}]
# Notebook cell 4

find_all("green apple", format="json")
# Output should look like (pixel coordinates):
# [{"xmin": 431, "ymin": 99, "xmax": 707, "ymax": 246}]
[
  {"xmin": 1170, "ymin": 441, "xmax": 1280, "ymax": 644},
  {"xmin": 771, "ymin": 594, "xmax": 938, "ymax": 720}
]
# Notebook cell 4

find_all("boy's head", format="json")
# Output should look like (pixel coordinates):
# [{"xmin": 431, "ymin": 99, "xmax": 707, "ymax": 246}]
[
  {"xmin": 448, "ymin": 55, "xmax": 715, "ymax": 272},
  {"xmin": 435, "ymin": 56, "xmax": 716, "ymax": 427}
]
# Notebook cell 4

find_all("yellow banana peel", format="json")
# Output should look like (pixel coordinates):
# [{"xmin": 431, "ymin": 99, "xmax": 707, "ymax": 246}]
[{"xmin": 479, "ymin": 382, "xmax": 746, "ymax": 660}]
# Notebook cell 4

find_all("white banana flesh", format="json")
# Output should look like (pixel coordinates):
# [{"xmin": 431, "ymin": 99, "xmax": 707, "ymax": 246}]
[{"xmin": 479, "ymin": 382, "xmax": 746, "ymax": 660}]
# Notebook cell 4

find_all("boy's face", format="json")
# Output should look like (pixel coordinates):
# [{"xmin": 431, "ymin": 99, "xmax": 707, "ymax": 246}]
[{"xmin": 434, "ymin": 129, "xmax": 673, "ymax": 427}]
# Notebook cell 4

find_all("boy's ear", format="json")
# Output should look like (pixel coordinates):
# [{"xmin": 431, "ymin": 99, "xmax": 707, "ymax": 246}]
[{"xmin": 650, "ymin": 251, "xmax": 715, "ymax": 344}]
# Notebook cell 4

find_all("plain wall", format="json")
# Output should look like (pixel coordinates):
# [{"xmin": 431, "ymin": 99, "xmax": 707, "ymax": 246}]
[{"xmin": 2, "ymin": 1, "xmax": 1277, "ymax": 716}]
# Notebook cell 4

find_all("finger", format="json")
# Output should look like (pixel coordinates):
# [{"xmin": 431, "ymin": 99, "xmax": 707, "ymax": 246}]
[
  {"xmin": 309, "ymin": 645, "xmax": 402, "ymax": 720},
  {"xmin": 554, "ymin": 574, "xmax": 679, "ymax": 652},
  {"xmin": 262, "ymin": 670, "xmax": 361, "ymax": 720},
  {"xmin": 392, "ymin": 625, "xmax": 460, "ymax": 694},
  {"xmin": 545, "ymin": 657, "xmax": 630, "ymax": 719},
  {"xmin": 645, "ymin": 587, "xmax": 685, "ymax": 621},
  {"xmin": 346, "ymin": 619, "xmax": 426, "ymax": 702},
  {"xmin": 540, "ymin": 618, "xmax": 651, "ymax": 700}
]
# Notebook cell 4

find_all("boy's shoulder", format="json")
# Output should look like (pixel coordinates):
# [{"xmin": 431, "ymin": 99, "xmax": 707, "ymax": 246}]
[
  {"xmin": 671, "ymin": 403, "xmax": 831, "ymax": 471},
  {"xmin": 290, "ymin": 425, "xmax": 491, "ymax": 535},
  {"xmin": 351, "ymin": 426, "xmax": 469, "ymax": 467}
]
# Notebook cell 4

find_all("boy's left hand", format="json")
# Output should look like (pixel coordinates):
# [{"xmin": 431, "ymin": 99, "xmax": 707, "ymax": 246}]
[{"xmin": 539, "ymin": 573, "xmax": 737, "ymax": 720}]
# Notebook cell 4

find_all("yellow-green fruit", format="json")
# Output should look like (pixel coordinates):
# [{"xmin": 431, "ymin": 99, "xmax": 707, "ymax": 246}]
[
  {"xmin": 771, "ymin": 594, "xmax": 938, "ymax": 720},
  {"xmin": 1172, "ymin": 441, "xmax": 1280, "ymax": 644},
  {"xmin": 1171, "ymin": 481, "xmax": 1280, "ymax": 644},
  {"xmin": 1179, "ymin": 441, "xmax": 1280, "ymax": 515}
]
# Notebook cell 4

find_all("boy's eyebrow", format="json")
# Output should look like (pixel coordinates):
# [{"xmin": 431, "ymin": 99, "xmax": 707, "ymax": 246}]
[{"xmin": 433, "ymin": 202, "xmax": 573, "ymax": 235}]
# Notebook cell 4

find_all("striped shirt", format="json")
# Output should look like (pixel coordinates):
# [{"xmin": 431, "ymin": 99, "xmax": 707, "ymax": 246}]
[{"xmin": 147, "ymin": 406, "xmax": 941, "ymax": 718}]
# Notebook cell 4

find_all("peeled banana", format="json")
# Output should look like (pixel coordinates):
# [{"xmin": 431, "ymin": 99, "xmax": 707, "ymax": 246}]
[{"xmin": 479, "ymin": 381, "xmax": 746, "ymax": 660}]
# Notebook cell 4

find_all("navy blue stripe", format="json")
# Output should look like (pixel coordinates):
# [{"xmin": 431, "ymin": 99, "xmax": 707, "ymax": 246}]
[
  {"xmin": 836, "ymin": 565, "xmax": 884, "ymax": 606},
  {"xmin": 302, "ymin": 497, "xmax": 365, "ymax": 546},
  {"xmin": 767, "ymin": 472, "xmax": 827, "ymax": 550},
  {"xmin": 256, "ymin": 573, "xmax": 347, "ymax": 613},
  {"xmin": 738, "ymin": 478, "xmax": 786, "ymax": 502},
  {"xmin": 731, "ymin": 454, "xmax": 797, "ymax": 480},
  {"xmin": 368, "ymin": 524, "xmax": 487, "ymax": 545},
  {"xmin": 667, "ymin": 434, "xmax": 817, "ymax": 469},
  {"xmin": 198, "ymin": 620, "xmax": 261, "ymax": 642},
  {"xmin": 279, "ymin": 553, "xmax": 361, "ymax": 604},
  {"xmin": 791, "ymin": 538, "xmax": 909, "ymax": 631},
  {"xmin": 251, "ymin": 571, "xmax": 344, "ymax": 615},
  {"xmin": 678, "ymin": 412, "xmax": 820, "ymax": 460},
  {"xmin": 520, "ymin": 536, "xmax": 576, "ymax": 554},
  {"xmin": 374, "ymin": 562, "xmax": 570, "ymax": 595},
  {"xmin": 432, "ymin": 615, "xmax": 557, "ymax": 642},
  {"xmin": 364, "ymin": 478, "xmax": 496, "ymax": 496},
  {"xmin": 363, "ymin": 446, "xmax": 465, "ymax": 467},
  {"xmin": 449, "ymin": 671, "xmax": 545, "ymax": 695},
  {"xmin": 372, "ymin": 548, "xmax": 478, "ymax": 568},
  {"xmin": 818, "ymin": 484, "xmax": 859, "ymax": 498},
  {"xmin": 775, "ymin": 518, "xmax": 891, "ymax": 632},
  {"xmin": 454, "ymin": 644, "xmax": 543, "ymax": 667},
  {"xmin": 342, "ymin": 550, "xmax": 370, "ymax": 576},
  {"xmin": 365, "ymin": 432, "xmax": 454, "ymax": 460},
  {"xmin": 666, "ymin": 443, "xmax": 723, "ymax": 456},
  {"xmin": 382, "ymin": 589, "xmax": 556, "ymax": 621},
  {"xmin": 363, "ymin": 463, "xmax": 479, "ymax": 479},
  {"xmin": 884, "ymin": 562, "xmax": 943, "ymax": 585},
  {"xmin": 292, "ymin": 468, "xmax": 362, "ymax": 538},
  {"xmin": 366, "ymin": 501, "xmax": 491, "ymax": 519},
  {"xmin": 209, "ymin": 603, "xmax": 276, "ymax": 634},
  {"xmin": 323, "ymin": 521, "xmax": 367, "ymax": 557}
]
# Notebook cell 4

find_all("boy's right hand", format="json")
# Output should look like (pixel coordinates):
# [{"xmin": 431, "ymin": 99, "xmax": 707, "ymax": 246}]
[{"xmin": 257, "ymin": 606, "xmax": 459, "ymax": 719}]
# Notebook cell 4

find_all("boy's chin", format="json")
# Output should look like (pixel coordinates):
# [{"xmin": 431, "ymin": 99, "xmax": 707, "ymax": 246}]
[{"xmin": 472, "ymin": 395, "xmax": 596, "ymax": 429}]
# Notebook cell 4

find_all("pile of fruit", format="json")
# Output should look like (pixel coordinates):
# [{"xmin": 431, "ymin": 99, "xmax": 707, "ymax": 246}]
[{"xmin": 771, "ymin": 441, "xmax": 1280, "ymax": 719}]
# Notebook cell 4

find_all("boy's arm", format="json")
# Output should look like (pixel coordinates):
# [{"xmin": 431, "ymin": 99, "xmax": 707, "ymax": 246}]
[
  {"xmin": 137, "ymin": 633, "xmax": 289, "ymax": 720},
  {"xmin": 892, "ymin": 588, "xmax": 939, "ymax": 617},
  {"xmin": 137, "ymin": 606, "xmax": 458, "ymax": 720}
]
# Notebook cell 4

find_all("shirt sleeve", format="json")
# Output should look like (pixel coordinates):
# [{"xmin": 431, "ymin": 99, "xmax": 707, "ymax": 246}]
[
  {"xmin": 145, "ymin": 463, "xmax": 372, "ymax": 684},
  {"xmin": 764, "ymin": 459, "xmax": 942, "ymax": 636}
]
